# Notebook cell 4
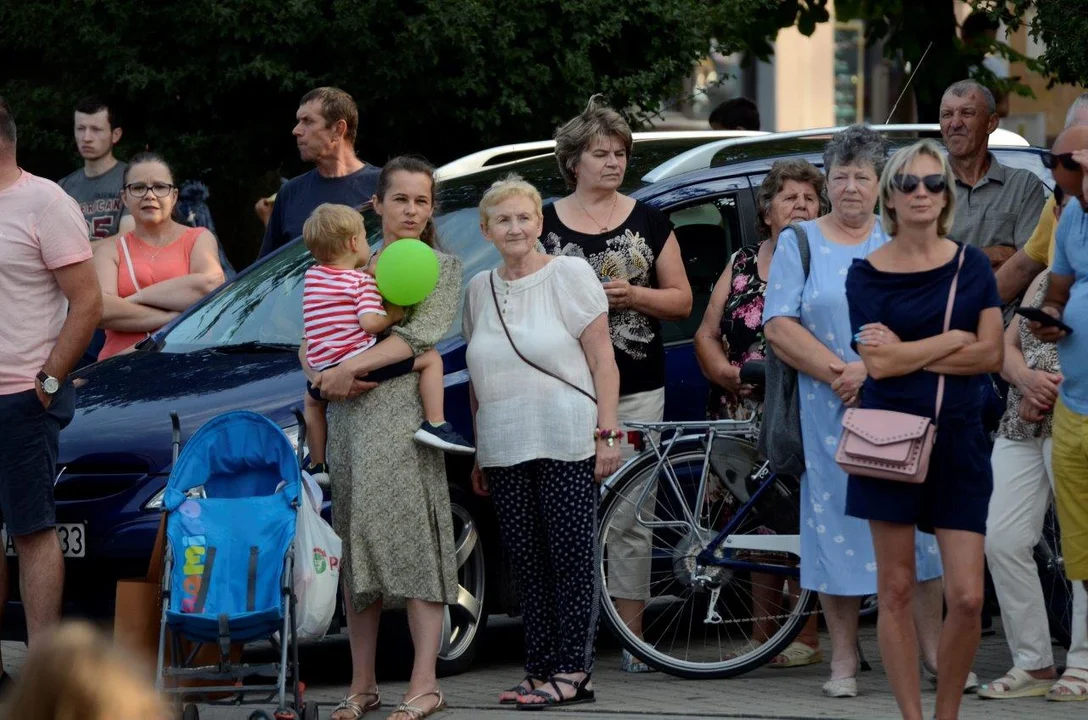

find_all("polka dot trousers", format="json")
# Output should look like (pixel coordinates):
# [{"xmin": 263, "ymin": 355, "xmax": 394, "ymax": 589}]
[{"xmin": 488, "ymin": 457, "xmax": 600, "ymax": 677}]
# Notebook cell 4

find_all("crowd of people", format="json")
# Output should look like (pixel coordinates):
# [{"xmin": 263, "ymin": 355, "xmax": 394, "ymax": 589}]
[{"xmin": 0, "ymin": 69, "xmax": 1087, "ymax": 720}]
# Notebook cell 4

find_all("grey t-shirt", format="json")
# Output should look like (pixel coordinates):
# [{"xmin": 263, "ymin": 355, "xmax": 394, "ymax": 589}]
[
  {"xmin": 58, "ymin": 161, "xmax": 129, "ymax": 239},
  {"xmin": 949, "ymin": 153, "xmax": 1046, "ymax": 252}
]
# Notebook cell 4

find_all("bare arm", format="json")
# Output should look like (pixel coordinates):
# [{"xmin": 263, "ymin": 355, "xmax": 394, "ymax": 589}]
[
  {"xmin": 764, "ymin": 316, "xmax": 848, "ymax": 385},
  {"xmin": 626, "ymin": 233, "xmax": 693, "ymax": 321},
  {"xmin": 693, "ymin": 262, "xmax": 738, "ymax": 389},
  {"xmin": 580, "ymin": 314, "xmax": 620, "ymax": 431},
  {"xmin": 358, "ymin": 304, "xmax": 403, "ymax": 335},
  {"xmin": 923, "ymin": 307, "xmax": 1005, "ymax": 375},
  {"xmin": 130, "ymin": 231, "xmax": 225, "ymax": 311},
  {"xmin": 1000, "ymin": 311, "xmax": 1029, "ymax": 385},
  {"xmin": 856, "ymin": 330, "xmax": 973, "ymax": 380},
  {"xmin": 981, "ymin": 244, "xmax": 1016, "ymax": 269},
  {"xmin": 43, "ymin": 259, "xmax": 103, "ymax": 383},
  {"xmin": 1042, "ymin": 272, "xmax": 1074, "ymax": 313},
  {"xmin": 94, "ymin": 240, "xmax": 179, "ymax": 332},
  {"xmin": 995, "ymin": 249, "xmax": 1046, "ymax": 303}
]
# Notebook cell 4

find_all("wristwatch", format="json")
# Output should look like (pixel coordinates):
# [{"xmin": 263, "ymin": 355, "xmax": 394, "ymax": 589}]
[{"xmin": 36, "ymin": 371, "xmax": 60, "ymax": 395}]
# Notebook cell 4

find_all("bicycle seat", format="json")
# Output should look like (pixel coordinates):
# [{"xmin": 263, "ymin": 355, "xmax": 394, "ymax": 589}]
[{"xmin": 739, "ymin": 360, "xmax": 766, "ymax": 386}]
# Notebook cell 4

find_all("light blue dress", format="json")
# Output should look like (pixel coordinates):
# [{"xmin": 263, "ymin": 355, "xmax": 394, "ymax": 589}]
[{"xmin": 763, "ymin": 219, "xmax": 943, "ymax": 595}]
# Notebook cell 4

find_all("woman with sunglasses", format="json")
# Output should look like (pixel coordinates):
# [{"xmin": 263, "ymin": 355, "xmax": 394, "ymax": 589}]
[
  {"xmin": 93, "ymin": 152, "xmax": 224, "ymax": 359},
  {"xmin": 845, "ymin": 140, "xmax": 1004, "ymax": 720}
]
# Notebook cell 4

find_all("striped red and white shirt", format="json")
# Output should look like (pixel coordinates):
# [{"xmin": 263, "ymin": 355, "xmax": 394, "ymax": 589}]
[{"xmin": 303, "ymin": 265, "xmax": 386, "ymax": 370}]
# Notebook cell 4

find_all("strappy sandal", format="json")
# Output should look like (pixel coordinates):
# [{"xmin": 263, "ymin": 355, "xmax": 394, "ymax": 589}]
[
  {"xmin": 977, "ymin": 667, "xmax": 1053, "ymax": 699},
  {"xmin": 387, "ymin": 689, "xmax": 446, "ymax": 719},
  {"xmin": 331, "ymin": 691, "xmax": 381, "ymax": 719},
  {"xmin": 500, "ymin": 676, "xmax": 544, "ymax": 704},
  {"xmin": 1047, "ymin": 667, "xmax": 1088, "ymax": 702},
  {"xmin": 769, "ymin": 641, "xmax": 823, "ymax": 668},
  {"xmin": 516, "ymin": 674, "xmax": 595, "ymax": 711}
]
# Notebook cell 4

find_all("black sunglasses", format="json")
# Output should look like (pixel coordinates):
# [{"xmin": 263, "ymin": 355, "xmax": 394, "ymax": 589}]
[
  {"xmin": 1041, "ymin": 151, "xmax": 1081, "ymax": 171},
  {"xmin": 891, "ymin": 174, "xmax": 947, "ymax": 194}
]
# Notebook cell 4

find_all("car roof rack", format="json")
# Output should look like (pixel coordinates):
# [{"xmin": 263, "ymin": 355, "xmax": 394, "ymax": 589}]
[
  {"xmin": 434, "ymin": 130, "xmax": 768, "ymax": 180},
  {"xmin": 640, "ymin": 124, "xmax": 1031, "ymax": 185}
]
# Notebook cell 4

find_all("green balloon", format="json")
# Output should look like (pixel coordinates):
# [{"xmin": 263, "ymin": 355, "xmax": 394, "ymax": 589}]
[{"xmin": 374, "ymin": 239, "xmax": 440, "ymax": 306}]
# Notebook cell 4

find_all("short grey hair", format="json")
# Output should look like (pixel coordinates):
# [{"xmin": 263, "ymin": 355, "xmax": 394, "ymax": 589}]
[
  {"xmin": 1066, "ymin": 93, "xmax": 1088, "ymax": 128},
  {"xmin": 823, "ymin": 124, "xmax": 889, "ymax": 177},
  {"xmin": 944, "ymin": 79, "xmax": 996, "ymax": 116},
  {"xmin": 553, "ymin": 95, "xmax": 633, "ymax": 189}
]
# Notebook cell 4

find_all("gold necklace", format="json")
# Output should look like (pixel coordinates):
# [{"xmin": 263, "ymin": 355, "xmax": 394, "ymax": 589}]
[{"xmin": 574, "ymin": 193, "xmax": 618, "ymax": 233}]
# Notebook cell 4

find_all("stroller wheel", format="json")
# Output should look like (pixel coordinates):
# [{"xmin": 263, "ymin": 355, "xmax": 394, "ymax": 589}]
[
  {"xmin": 273, "ymin": 711, "xmax": 298, "ymax": 720},
  {"xmin": 181, "ymin": 704, "xmax": 200, "ymax": 720},
  {"xmin": 303, "ymin": 700, "xmax": 319, "ymax": 720}
]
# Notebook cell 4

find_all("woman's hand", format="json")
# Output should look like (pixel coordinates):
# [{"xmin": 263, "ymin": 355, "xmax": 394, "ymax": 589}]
[
  {"xmin": 855, "ymin": 323, "xmax": 900, "ymax": 347},
  {"xmin": 595, "ymin": 440, "xmax": 622, "ymax": 482},
  {"xmin": 602, "ymin": 279, "xmax": 637, "ymax": 310},
  {"xmin": 1017, "ymin": 368, "xmax": 1062, "ymax": 411},
  {"xmin": 314, "ymin": 363, "xmax": 379, "ymax": 401},
  {"xmin": 1018, "ymin": 396, "xmax": 1048, "ymax": 424},
  {"xmin": 829, "ymin": 360, "xmax": 867, "ymax": 406},
  {"xmin": 471, "ymin": 462, "xmax": 489, "ymax": 496}
]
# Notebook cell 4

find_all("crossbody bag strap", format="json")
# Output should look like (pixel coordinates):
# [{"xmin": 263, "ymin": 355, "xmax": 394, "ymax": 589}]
[
  {"xmin": 935, "ymin": 245, "xmax": 968, "ymax": 422},
  {"xmin": 119, "ymin": 233, "xmax": 141, "ymax": 292},
  {"xmin": 489, "ymin": 271, "xmax": 597, "ymax": 404}
]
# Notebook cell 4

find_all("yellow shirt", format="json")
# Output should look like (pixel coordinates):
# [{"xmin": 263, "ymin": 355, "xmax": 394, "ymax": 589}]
[{"xmin": 1024, "ymin": 194, "xmax": 1057, "ymax": 266}]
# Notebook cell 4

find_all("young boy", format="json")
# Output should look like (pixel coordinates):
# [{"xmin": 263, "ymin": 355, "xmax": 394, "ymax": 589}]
[{"xmin": 301, "ymin": 203, "xmax": 473, "ymax": 486}]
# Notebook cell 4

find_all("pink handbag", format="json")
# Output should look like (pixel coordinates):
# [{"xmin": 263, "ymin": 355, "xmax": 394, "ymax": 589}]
[{"xmin": 834, "ymin": 246, "xmax": 965, "ymax": 483}]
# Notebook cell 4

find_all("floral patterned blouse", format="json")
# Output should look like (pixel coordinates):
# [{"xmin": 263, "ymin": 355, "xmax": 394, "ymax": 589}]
[
  {"xmin": 707, "ymin": 245, "xmax": 767, "ymax": 421},
  {"xmin": 998, "ymin": 276, "xmax": 1060, "ymax": 440}
]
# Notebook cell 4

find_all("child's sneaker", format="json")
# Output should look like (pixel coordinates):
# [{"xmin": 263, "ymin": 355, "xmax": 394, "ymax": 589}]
[
  {"xmin": 413, "ymin": 422, "xmax": 475, "ymax": 455},
  {"xmin": 304, "ymin": 462, "xmax": 330, "ymax": 488}
]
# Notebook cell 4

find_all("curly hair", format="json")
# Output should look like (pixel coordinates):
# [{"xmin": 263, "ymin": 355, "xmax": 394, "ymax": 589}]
[
  {"xmin": 823, "ymin": 124, "xmax": 890, "ymax": 178},
  {"xmin": 755, "ymin": 159, "xmax": 828, "ymax": 240}
]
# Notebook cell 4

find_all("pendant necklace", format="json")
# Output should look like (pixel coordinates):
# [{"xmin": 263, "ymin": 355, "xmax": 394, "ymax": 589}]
[{"xmin": 575, "ymin": 193, "xmax": 618, "ymax": 233}]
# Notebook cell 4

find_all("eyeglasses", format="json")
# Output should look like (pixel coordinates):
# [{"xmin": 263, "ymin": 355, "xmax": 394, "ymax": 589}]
[
  {"xmin": 1041, "ymin": 151, "xmax": 1081, "ymax": 171},
  {"xmin": 124, "ymin": 182, "xmax": 175, "ymax": 198},
  {"xmin": 891, "ymin": 174, "xmax": 947, "ymax": 195}
]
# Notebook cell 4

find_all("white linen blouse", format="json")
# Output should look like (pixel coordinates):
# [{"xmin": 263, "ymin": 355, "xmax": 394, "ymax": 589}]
[{"xmin": 463, "ymin": 256, "xmax": 608, "ymax": 468}]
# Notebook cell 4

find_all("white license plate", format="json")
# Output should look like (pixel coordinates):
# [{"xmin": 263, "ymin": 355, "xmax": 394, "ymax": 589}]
[{"xmin": 2, "ymin": 523, "xmax": 86, "ymax": 558}]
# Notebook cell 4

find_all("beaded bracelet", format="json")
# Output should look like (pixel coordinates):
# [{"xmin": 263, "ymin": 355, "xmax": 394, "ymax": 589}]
[{"xmin": 594, "ymin": 428, "xmax": 622, "ymax": 447}]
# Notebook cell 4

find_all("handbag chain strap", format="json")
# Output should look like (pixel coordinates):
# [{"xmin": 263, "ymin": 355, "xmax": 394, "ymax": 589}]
[
  {"xmin": 489, "ymin": 271, "xmax": 597, "ymax": 403},
  {"xmin": 934, "ymin": 245, "xmax": 968, "ymax": 424}
]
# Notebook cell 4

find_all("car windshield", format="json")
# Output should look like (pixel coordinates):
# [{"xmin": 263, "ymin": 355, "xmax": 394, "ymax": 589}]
[{"xmin": 160, "ymin": 139, "xmax": 702, "ymax": 353}]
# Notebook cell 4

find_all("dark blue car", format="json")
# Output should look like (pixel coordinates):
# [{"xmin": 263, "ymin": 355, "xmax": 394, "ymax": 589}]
[{"xmin": 5, "ymin": 131, "xmax": 1050, "ymax": 675}]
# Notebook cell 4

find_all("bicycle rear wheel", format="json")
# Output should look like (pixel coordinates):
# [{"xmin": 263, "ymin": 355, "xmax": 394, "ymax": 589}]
[
  {"xmin": 1035, "ymin": 504, "xmax": 1073, "ymax": 649},
  {"xmin": 597, "ymin": 438, "xmax": 817, "ymax": 679}
]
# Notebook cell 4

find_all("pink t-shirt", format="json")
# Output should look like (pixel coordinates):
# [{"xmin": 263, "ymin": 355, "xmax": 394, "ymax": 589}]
[
  {"xmin": 303, "ymin": 265, "xmax": 386, "ymax": 370},
  {"xmin": 0, "ymin": 170, "xmax": 94, "ymax": 394}
]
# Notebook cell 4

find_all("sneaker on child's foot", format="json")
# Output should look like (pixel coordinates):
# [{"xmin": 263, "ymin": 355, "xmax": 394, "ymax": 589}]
[
  {"xmin": 413, "ymin": 422, "xmax": 475, "ymax": 455},
  {"xmin": 305, "ymin": 462, "xmax": 330, "ymax": 488}
]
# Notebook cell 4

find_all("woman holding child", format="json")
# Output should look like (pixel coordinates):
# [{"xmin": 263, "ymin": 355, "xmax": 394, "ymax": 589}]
[
  {"xmin": 465, "ymin": 175, "xmax": 621, "ymax": 708},
  {"xmin": 306, "ymin": 156, "xmax": 462, "ymax": 720}
]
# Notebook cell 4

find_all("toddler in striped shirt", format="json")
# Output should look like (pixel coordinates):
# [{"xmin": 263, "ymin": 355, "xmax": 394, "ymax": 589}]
[{"xmin": 300, "ymin": 204, "xmax": 473, "ymax": 486}]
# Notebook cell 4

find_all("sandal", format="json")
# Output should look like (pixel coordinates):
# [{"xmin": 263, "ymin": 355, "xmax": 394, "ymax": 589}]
[
  {"xmin": 1047, "ymin": 667, "xmax": 1088, "ymax": 702},
  {"xmin": 769, "ymin": 641, "xmax": 823, "ymax": 668},
  {"xmin": 923, "ymin": 662, "xmax": 979, "ymax": 694},
  {"xmin": 331, "ymin": 691, "xmax": 381, "ymax": 719},
  {"xmin": 388, "ymin": 689, "xmax": 446, "ymax": 719},
  {"xmin": 516, "ymin": 674, "xmax": 595, "ymax": 710},
  {"xmin": 977, "ymin": 667, "xmax": 1053, "ymax": 699},
  {"xmin": 620, "ymin": 649, "xmax": 655, "ymax": 673},
  {"xmin": 500, "ymin": 676, "xmax": 543, "ymax": 704}
]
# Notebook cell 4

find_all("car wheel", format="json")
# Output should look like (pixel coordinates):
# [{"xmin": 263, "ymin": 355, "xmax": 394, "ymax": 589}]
[{"xmin": 437, "ymin": 486, "xmax": 488, "ymax": 677}]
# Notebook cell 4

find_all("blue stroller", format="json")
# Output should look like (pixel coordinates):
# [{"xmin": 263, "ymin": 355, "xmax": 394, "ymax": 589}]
[{"xmin": 156, "ymin": 410, "xmax": 317, "ymax": 720}]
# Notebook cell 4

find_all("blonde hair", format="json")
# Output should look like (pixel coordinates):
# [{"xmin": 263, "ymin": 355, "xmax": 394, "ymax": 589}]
[
  {"xmin": 880, "ymin": 140, "xmax": 957, "ymax": 237},
  {"xmin": 303, "ymin": 203, "xmax": 366, "ymax": 263},
  {"xmin": 553, "ymin": 95, "xmax": 633, "ymax": 189},
  {"xmin": 2, "ymin": 622, "xmax": 168, "ymax": 720},
  {"xmin": 478, "ymin": 174, "xmax": 544, "ymax": 228}
]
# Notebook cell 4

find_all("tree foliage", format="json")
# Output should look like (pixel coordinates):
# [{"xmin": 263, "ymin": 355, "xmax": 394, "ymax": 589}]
[{"xmin": 1005, "ymin": 0, "xmax": 1088, "ymax": 89}]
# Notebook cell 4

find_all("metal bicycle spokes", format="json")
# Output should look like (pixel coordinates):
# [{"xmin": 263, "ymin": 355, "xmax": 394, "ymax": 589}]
[{"xmin": 597, "ymin": 427, "xmax": 816, "ymax": 679}]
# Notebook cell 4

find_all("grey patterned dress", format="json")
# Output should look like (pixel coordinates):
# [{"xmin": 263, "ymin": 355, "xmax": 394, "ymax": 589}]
[{"xmin": 326, "ymin": 252, "xmax": 463, "ymax": 612}]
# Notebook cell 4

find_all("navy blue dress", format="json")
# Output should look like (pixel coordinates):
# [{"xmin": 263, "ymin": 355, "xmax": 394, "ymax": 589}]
[{"xmin": 843, "ymin": 243, "xmax": 1001, "ymax": 535}]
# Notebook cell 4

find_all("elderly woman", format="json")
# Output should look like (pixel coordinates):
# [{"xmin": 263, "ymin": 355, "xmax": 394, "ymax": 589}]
[
  {"xmin": 762, "ymin": 126, "xmax": 945, "ymax": 699},
  {"xmin": 313, "ymin": 157, "xmax": 461, "ymax": 720},
  {"xmin": 845, "ymin": 140, "xmax": 1004, "ymax": 720},
  {"xmin": 465, "ymin": 175, "xmax": 620, "ymax": 707},
  {"xmin": 542, "ymin": 95, "xmax": 692, "ymax": 672},
  {"xmin": 694, "ymin": 158, "xmax": 825, "ymax": 667},
  {"xmin": 94, "ymin": 152, "xmax": 224, "ymax": 359}
]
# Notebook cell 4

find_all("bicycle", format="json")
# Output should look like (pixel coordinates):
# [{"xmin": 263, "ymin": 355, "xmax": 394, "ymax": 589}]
[{"xmin": 596, "ymin": 361, "xmax": 818, "ymax": 679}]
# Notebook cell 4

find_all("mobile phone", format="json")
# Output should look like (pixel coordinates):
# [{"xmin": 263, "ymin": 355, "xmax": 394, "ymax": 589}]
[
  {"xmin": 1015, "ymin": 306, "xmax": 1074, "ymax": 335},
  {"xmin": 599, "ymin": 275, "xmax": 611, "ymax": 283}
]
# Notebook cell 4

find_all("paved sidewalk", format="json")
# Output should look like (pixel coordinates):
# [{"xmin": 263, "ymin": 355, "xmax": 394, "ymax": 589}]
[{"xmin": 4, "ymin": 618, "xmax": 1084, "ymax": 719}]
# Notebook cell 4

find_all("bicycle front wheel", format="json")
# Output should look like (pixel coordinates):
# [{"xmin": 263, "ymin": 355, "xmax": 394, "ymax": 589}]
[{"xmin": 597, "ymin": 438, "xmax": 817, "ymax": 679}]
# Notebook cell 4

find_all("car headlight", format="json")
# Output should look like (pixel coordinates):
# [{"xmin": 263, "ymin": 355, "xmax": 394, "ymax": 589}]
[{"xmin": 143, "ymin": 487, "xmax": 166, "ymax": 511}]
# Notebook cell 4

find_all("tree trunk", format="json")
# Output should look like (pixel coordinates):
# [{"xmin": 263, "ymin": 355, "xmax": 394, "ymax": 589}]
[{"xmin": 905, "ymin": 0, "xmax": 968, "ymax": 122}]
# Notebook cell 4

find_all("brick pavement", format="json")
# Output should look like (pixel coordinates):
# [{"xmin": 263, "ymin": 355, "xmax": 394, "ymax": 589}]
[{"xmin": 4, "ymin": 618, "xmax": 1085, "ymax": 719}]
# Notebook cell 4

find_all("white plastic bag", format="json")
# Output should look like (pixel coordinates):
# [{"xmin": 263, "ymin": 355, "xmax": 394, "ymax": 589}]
[{"xmin": 293, "ymin": 471, "xmax": 342, "ymax": 641}]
